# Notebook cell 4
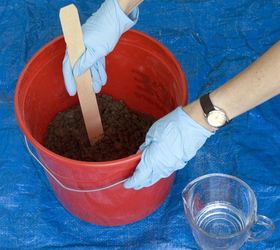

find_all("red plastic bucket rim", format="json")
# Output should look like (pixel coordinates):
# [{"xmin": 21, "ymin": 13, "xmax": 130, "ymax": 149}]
[{"xmin": 14, "ymin": 29, "xmax": 187, "ymax": 168}]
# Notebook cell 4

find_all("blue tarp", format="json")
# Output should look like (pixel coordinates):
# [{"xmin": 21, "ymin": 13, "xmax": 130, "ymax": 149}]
[{"xmin": 1, "ymin": 0, "xmax": 280, "ymax": 249}]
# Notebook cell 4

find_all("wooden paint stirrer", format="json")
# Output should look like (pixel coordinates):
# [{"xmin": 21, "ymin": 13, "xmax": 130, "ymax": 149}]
[{"xmin": 59, "ymin": 4, "xmax": 103, "ymax": 145}]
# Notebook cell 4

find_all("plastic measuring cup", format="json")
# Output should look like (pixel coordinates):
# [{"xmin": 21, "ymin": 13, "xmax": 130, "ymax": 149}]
[{"xmin": 182, "ymin": 173, "xmax": 274, "ymax": 250}]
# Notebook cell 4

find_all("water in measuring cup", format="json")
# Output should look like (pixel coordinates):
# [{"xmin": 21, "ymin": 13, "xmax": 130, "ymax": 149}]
[{"xmin": 195, "ymin": 202, "xmax": 246, "ymax": 237}]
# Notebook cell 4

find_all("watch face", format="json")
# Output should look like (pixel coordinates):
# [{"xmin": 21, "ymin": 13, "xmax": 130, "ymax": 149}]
[{"xmin": 207, "ymin": 110, "xmax": 227, "ymax": 128}]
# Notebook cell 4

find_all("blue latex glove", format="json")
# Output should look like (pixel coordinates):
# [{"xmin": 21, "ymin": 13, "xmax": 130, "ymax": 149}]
[
  {"xmin": 62, "ymin": 0, "xmax": 139, "ymax": 95},
  {"xmin": 124, "ymin": 107, "xmax": 213, "ymax": 190}
]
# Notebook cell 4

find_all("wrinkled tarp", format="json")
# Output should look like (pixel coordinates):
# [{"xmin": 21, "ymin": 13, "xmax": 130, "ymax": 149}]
[{"xmin": 1, "ymin": 0, "xmax": 280, "ymax": 249}]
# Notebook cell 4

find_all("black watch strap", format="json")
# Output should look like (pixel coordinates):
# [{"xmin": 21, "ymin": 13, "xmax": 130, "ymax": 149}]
[{"xmin": 200, "ymin": 93, "xmax": 214, "ymax": 115}]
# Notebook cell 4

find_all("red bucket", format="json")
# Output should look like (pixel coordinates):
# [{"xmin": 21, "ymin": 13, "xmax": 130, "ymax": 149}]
[{"xmin": 14, "ymin": 30, "xmax": 187, "ymax": 226}]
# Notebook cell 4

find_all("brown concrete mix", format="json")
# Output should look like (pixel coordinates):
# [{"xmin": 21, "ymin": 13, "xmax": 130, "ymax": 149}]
[{"xmin": 44, "ymin": 94, "xmax": 155, "ymax": 162}]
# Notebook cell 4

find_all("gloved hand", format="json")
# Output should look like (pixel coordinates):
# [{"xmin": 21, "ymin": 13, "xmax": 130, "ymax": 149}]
[
  {"xmin": 62, "ymin": 0, "xmax": 139, "ymax": 95},
  {"xmin": 124, "ymin": 107, "xmax": 213, "ymax": 190}
]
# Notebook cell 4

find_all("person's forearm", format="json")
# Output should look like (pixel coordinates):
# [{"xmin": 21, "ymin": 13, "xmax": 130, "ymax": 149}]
[
  {"xmin": 118, "ymin": 0, "xmax": 143, "ymax": 14},
  {"xmin": 184, "ymin": 41, "xmax": 280, "ymax": 131}
]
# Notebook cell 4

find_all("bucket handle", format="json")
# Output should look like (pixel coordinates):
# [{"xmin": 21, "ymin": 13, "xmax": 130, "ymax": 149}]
[{"xmin": 24, "ymin": 136, "xmax": 129, "ymax": 193}]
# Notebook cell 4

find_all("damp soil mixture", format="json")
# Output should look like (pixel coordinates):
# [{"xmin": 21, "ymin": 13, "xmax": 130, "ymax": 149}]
[{"xmin": 44, "ymin": 94, "xmax": 155, "ymax": 162}]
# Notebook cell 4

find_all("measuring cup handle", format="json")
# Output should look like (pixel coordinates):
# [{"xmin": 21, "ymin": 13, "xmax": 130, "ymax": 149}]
[{"xmin": 248, "ymin": 215, "xmax": 275, "ymax": 242}]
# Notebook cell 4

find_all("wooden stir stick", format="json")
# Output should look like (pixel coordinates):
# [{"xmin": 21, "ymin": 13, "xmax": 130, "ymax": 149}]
[{"xmin": 59, "ymin": 4, "xmax": 103, "ymax": 145}]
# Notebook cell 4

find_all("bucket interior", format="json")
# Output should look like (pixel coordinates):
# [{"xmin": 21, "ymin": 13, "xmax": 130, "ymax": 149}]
[{"xmin": 16, "ymin": 31, "xmax": 187, "ymax": 148}]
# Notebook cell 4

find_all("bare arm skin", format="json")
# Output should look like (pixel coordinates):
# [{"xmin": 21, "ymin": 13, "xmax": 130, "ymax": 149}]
[
  {"xmin": 118, "ymin": 0, "xmax": 143, "ymax": 14},
  {"xmin": 184, "ymin": 41, "xmax": 280, "ymax": 131}
]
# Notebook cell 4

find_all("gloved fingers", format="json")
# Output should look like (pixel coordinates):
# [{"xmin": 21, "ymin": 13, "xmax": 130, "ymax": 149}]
[
  {"xmin": 89, "ymin": 58, "xmax": 107, "ymax": 93},
  {"xmin": 96, "ymin": 58, "xmax": 107, "ymax": 87},
  {"xmin": 89, "ymin": 64, "xmax": 101, "ymax": 93},
  {"xmin": 131, "ymin": 167, "xmax": 163, "ymax": 190},
  {"xmin": 73, "ymin": 48, "xmax": 100, "ymax": 77},
  {"xmin": 139, "ymin": 143, "xmax": 146, "ymax": 152},
  {"xmin": 62, "ymin": 52, "xmax": 77, "ymax": 96},
  {"xmin": 133, "ymin": 178, "xmax": 157, "ymax": 190},
  {"xmin": 139, "ymin": 129, "xmax": 154, "ymax": 151},
  {"xmin": 124, "ymin": 143, "xmax": 163, "ymax": 189},
  {"xmin": 139, "ymin": 139, "xmax": 151, "ymax": 152},
  {"xmin": 126, "ymin": 139, "xmax": 184, "ymax": 190},
  {"xmin": 123, "ymin": 153, "xmax": 153, "ymax": 189}
]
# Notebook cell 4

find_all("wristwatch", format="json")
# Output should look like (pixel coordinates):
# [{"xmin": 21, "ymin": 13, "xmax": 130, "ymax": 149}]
[{"xmin": 199, "ymin": 93, "xmax": 229, "ymax": 128}]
